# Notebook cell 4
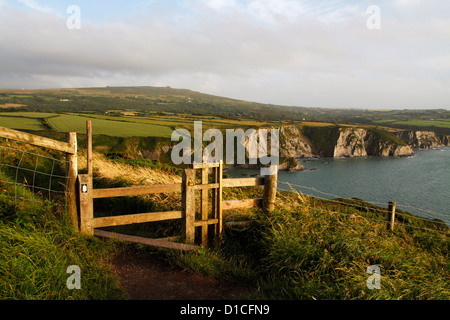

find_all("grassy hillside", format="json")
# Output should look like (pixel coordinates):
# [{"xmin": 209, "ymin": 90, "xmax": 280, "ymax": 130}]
[
  {"xmin": 167, "ymin": 192, "xmax": 449, "ymax": 300},
  {"xmin": 1, "ymin": 87, "xmax": 449, "ymax": 133},
  {"xmin": 0, "ymin": 140, "xmax": 448, "ymax": 300},
  {"xmin": 0, "ymin": 147, "xmax": 126, "ymax": 299},
  {"xmin": 77, "ymin": 152, "xmax": 450, "ymax": 300}
]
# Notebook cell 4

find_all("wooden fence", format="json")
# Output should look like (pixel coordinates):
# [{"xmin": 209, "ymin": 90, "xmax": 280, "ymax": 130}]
[
  {"xmin": 0, "ymin": 126, "xmax": 78, "ymax": 227},
  {"xmin": 78, "ymin": 121, "xmax": 278, "ymax": 250},
  {"xmin": 0, "ymin": 124, "xmax": 407, "ymax": 251},
  {"xmin": 79, "ymin": 160, "xmax": 277, "ymax": 249}
]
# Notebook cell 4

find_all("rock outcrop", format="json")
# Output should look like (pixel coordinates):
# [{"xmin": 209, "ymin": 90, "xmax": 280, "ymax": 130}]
[
  {"xmin": 333, "ymin": 128, "xmax": 368, "ymax": 158},
  {"xmin": 278, "ymin": 157, "xmax": 305, "ymax": 171},
  {"xmin": 279, "ymin": 126, "xmax": 316, "ymax": 158},
  {"xmin": 395, "ymin": 131, "xmax": 446, "ymax": 149},
  {"xmin": 439, "ymin": 135, "xmax": 450, "ymax": 146},
  {"xmin": 279, "ymin": 126, "xmax": 415, "ymax": 159},
  {"xmin": 332, "ymin": 128, "xmax": 414, "ymax": 158}
]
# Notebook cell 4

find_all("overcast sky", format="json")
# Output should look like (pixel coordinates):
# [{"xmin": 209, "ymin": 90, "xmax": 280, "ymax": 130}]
[{"xmin": 0, "ymin": 0, "xmax": 449, "ymax": 109}]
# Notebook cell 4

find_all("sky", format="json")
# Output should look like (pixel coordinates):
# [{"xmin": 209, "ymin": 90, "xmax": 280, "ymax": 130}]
[{"xmin": 0, "ymin": 0, "xmax": 449, "ymax": 110}]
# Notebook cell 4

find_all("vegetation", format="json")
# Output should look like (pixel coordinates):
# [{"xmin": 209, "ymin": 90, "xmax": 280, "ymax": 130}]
[
  {"xmin": 0, "ymin": 163, "xmax": 126, "ymax": 300},
  {"xmin": 0, "ymin": 142, "xmax": 448, "ymax": 300},
  {"xmin": 166, "ymin": 191, "xmax": 449, "ymax": 300},
  {"xmin": 0, "ymin": 86, "xmax": 448, "ymax": 300},
  {"xmin": 0, "ymin": 87, "xmax": 449, "ymax": 134}
]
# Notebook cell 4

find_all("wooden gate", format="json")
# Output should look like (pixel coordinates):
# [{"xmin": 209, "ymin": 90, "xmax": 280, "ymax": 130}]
[
  {"xmin": 183, "ymin": 162, "xmax": 223, "ymax": 247},
  {"xmin": 78, "ymin": 121, "xmax": 277, "ymax": 251}
]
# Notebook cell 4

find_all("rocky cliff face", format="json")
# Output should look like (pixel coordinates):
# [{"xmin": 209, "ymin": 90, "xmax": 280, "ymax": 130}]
[
  {"xmin": 280, "ymin": 125, "xmax": 315, "ymax": 158},
  {"xmin": 439, "ymin": 135, "xmax": 450, "ymax": 146},
  {"xmin": 395, "ymin": 131, "xmax": 446, "ymax": 149},
  {"xmin": 333, "ymin": 128, "xmax": 368, "ymax": 157},
  {"xmin": 279, "ymin": 126, "xmax": 415, "ymax": 159},
  {"xmin": 333, "ymin": 128, "xmax": 414, "ymax": 158}
]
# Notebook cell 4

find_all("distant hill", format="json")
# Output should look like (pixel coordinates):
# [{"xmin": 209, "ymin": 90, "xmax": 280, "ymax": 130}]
[{"xmin": 0, "ymin": 86, "xmax": 449, "ymax": 133}]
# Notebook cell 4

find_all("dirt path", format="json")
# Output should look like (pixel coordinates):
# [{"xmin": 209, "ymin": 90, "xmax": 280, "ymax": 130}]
[{"xmin": 111, "ymin": 249, "xmax": 250, "ymax": 300}]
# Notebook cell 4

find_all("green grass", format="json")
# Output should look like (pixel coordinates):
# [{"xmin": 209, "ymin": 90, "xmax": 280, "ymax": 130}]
[
  {"xmin": 0, "ymin": 117, "xmax": 44, "ymax": 131},
  {"xmin": 46, "ymin": 114, "xmax": 174, "ymax": 138},
  {"xmin": 0, "ymin": 173, "xmax": 126, "ymax": 299},
  {"xmin": 375, "ymin": 119, "xmax": 450, "ymax": 129},
  {"xmin": 0, "ymin": 112, "xmax": 61, "ymax": 118},
  {"xmin": 0, "ymin": 141, "xmax": 126, "ymax": 300},
  {"xmin": 165, "ymin": 191, "xmax": 449, "ymax": 300}
]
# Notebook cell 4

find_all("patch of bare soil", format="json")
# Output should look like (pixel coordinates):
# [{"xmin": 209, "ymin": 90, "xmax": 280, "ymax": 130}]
[{"xmin": 111, "ymin": 249, "xmax": 250, "ymax": 300}]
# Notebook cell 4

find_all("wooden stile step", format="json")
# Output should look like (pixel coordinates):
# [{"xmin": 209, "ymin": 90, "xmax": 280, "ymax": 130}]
[{"xmin": 94, "ymin": 229, "xmax": 199, "ymax": 251}]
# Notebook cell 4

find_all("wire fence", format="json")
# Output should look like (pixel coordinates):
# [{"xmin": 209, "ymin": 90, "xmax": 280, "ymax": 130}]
[
  {"xmin": 276, "ymin": 180, "xmax": 449, "ymax": 236},
  {"xmin": 0, "ymin": 142, "xmax": 70, "ymax": 208}
]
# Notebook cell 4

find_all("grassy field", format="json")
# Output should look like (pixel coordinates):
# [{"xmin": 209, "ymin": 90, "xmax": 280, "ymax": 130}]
[
  {"xmin": 0, "ymin": 112, "xmax": 176, "ymax": 138},
  {"xmin": 46, "ymin": 114, "xmax": 174, "ymax": 138},
  {"xmin": 392, "ymin": 119, "xmax": 450, "ymax": 129},
  {"xmin": 0, "ymin": 116, "xmax": 44, "ymax": 130},
  {"xmin": 0, "ymin": 112, "xmax": 61, "ymax": 118}
]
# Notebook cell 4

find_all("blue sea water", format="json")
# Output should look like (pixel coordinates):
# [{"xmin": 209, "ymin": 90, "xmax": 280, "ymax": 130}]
[{"xmin": 228, "ymin": 147, "xmax": 450, "ymax": 225}]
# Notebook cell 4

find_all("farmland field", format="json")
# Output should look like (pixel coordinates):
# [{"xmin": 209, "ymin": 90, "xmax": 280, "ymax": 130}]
[
  {"xmin": 46, "ymin": 114, "xmax": 174, "ymax": 138},
  {"xmin": 0, "ymin": 112, "xmax": 60, "ymax": 118},
  {"xmin": 374, "ymin": 118, "xmax": 450, "ymax": 129},
  {"xmin": 0, "ymin": 116, "xmax": 44, "ymax": 130}
]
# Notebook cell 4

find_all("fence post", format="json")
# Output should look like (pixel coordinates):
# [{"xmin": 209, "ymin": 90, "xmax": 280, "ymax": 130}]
[
  {"xmin": 387, "ymin": 201, "xmax": 396, "ymax": 231},
  {"xmin": 65, "ymin": 132, "xmax": 78, "ymax": 229},
  {"xmin": 263, "ymin": 170, "xmax": 278, "ymax": 213},
  {"xmin": 183, "ymin": 169, "xmax": 196, "ymax": 244},
  {"xmin": 78, "ymin": 174, "xmax": 93, "ymax": 235},
  {"xmin": 86, "ymin": 120, "xmax": 93, "ymax": 177},
  {"xmin": 217, "ymin": 160, "xmax": 223, "ymax": 237}
]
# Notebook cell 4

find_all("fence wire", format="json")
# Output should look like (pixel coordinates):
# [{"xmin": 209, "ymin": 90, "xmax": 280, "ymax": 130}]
[
  {"xmin": 277, "ymin": 180, "xmax": 449, "ymax": 236},
  {"xmin": 0, "ymin": 143, "xmax": 69, "ymax": 207}
]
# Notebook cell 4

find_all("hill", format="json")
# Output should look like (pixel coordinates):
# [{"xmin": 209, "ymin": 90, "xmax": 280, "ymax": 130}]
[{"xmin": 1, "ymin": 86, "xmax": 449, "ymax": 134}]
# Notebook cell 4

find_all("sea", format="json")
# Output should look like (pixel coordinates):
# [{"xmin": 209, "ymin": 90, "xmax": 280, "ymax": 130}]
[{"xmin": 227, "ymin": 147, "xmax": 450, "ymax": 225}]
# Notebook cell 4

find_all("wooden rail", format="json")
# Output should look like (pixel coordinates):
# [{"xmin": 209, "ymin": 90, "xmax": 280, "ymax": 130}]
[
  {"xmin": 0, "ymin": 126, "xmax": 76, "ymax": 154},
  {"xmin": 94, "ymin": 229, "xmax": 198, "ymax": 251},
  {"xmin": 92, "ymin": 184, "xmax": 181, "ymax": 199},
  {"xmin": 0, "ymin": 126, "xmax": 78, "ymax": 227}
]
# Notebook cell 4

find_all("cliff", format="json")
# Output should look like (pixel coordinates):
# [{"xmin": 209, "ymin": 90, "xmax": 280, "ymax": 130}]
[
  {"xmin": 105, "ymin": 127, "xmax": 445, "ymax": 167},
  {"xmin": 280, "ymin": 126, "xmax": 415, "ymax": 159},
  {"xmin": 439, "ymin": 135, "xmax": 450, "ymax": 146},
  {"xmin": 333, "ymin": 128, "xmax": 414, "ymax": 158},
  {"xmin": 395, "ymin": 131, "xmax": 446, "ymax": 149}
]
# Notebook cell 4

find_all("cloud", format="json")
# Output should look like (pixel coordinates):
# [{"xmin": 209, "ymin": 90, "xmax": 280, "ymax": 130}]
[
  {"xmin": 0, "ymin": 1, "xmax": 448, "ymax": 109},
  {"xmin": 17, "ymin": 0, "xmax": 57, "ymax": 14}
]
